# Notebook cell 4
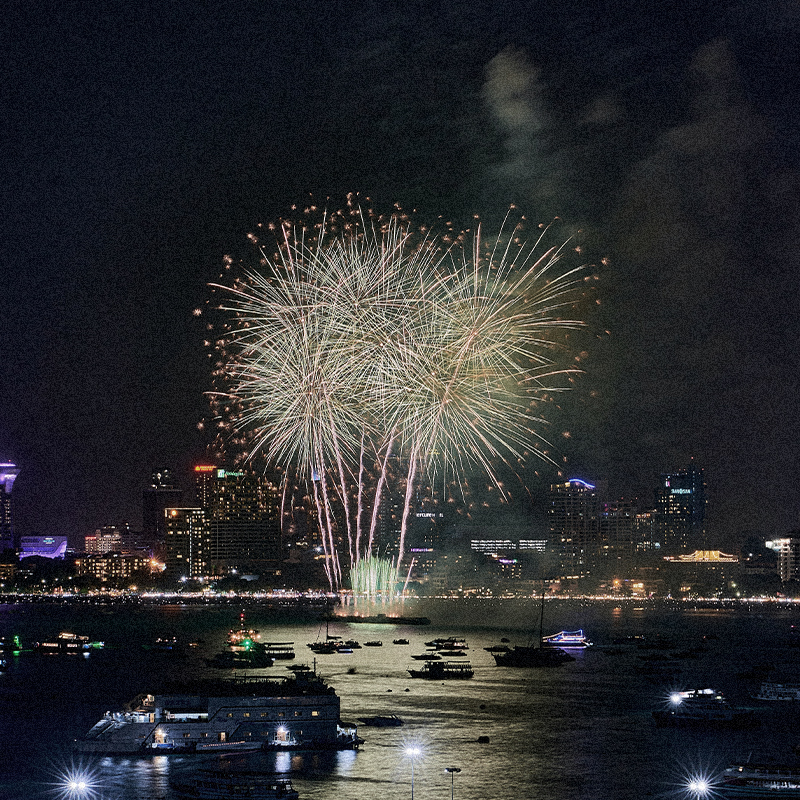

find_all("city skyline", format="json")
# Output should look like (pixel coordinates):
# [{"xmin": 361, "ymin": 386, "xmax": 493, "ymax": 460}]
[{"xmin": 3, "ymin": 2, "xmax": 799, "ymax": 548}]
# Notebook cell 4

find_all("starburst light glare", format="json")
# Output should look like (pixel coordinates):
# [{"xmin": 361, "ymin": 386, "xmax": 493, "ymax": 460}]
[{"xmin": 210, "ymin": 198, "xmax": 594, "ymax": 593}]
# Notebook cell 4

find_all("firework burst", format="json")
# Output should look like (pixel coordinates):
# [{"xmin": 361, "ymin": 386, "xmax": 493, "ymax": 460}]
[{"xmin": 208, "ymin": 199, "xmax": 594, "ymax": 593}]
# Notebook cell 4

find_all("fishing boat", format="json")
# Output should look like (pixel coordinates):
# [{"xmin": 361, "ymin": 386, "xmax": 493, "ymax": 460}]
[
  {"xmin": 363, "ymin": 641, "xmax": 383, "ymax": 647},
  {"xmin": 407, "ymin": 660, "xmax": 474, "ymax": 679},
  {"xmin": 172, "ymin": 770, "xmax": 300, "ymax": 799},
  {"xmin": 652, "ymin": 688, "xmax": 755, "ymax": 728},
  {"xmin": 718, "ymin": 762, "xmax": 800, "ymax": 797}
]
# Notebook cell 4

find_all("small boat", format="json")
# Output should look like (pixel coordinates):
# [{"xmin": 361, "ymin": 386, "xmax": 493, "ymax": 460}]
[
  {"xmin": 407, "ymin": 660, "xmax": 474, "ymax": 680},
  {"xmin": 425, "ymin": 637, "xmax": 468, "ymax": 651},
  {"xmin": 205, "ymin": 649, "xmax": 274, "ymax": 669},
  {"xmin": 541, "ymin": 630, "xmax": 592, "ymax": 649},
  {"xmin": 652, "ymin": 688, "xmax": 755, "ymax": 728},
  {"xmin": 411, "ymin": 653, "xmax": 441, "ymax": 661},
  {"xmin": 364, "ymin": 641, "xmax": 383, "ymax": 647},
  {"xmin": 343, "ymin": 640, "xmax": 361, "ymax": 649},
  {"xmin": 358, "ymin": 714, "xmax": 403, "ymax": 727},
  {"xmin": 172, "ymin": 769, "xmax": 299, "ymax": 799},
  {"xmin": 754, "ymin": 682, "xmax": 800, "ymax": 701},
  {"xmin": 393, "ymin": 639, "xmax": 409, "ymax": 645},
  {"xmin": 718, "ymin": 761, "xmax": 800, "ymax": 797}
]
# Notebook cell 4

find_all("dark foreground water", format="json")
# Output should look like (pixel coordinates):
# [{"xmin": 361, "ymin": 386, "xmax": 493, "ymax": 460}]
[{"xmin": 1, "ymin": 598, "xmax": 799, "ymax": 800}]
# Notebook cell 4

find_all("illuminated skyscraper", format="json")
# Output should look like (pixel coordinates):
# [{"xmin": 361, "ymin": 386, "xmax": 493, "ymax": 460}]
[
  {"xmin": 163, "ymin": 466, "xmax": 283, "ymax": 578},
  {"xmin": 548, "ymin": 478, "xmax": 603, "ymax": 577},
  {"xmin": 653, "ymin": 465, "xmax": 706, "ymax": 554},
  {"xmin": 142, "ymin": 468, "xmax": 184, "ymax": 553},
  {"xmin": 0, "ymin": 463, "xmax": 20, "ymax": 552}
]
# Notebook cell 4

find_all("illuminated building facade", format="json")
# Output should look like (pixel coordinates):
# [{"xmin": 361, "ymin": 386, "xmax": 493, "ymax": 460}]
[
  {"xmin": 19, "ymin": 535, "xmax": 68, "ymax": 559},
  {"xmin": 142, "ymin": 468, "xmax": 183, "ymax": 554},
  {"xmin": 0, "ymin": 462, "xmax": 20, "ymax": 552},
  {"xmin": 75, "ymin": 551, "xmax": 151, "ymax": 582},
  {"xmin": 653, "ymin": 465, "xmax": 706, "ymax": 554},
  {"xmin": 766, "ymin": 536, "xmax": 800, "ymax": 582},
  {"xmin": 163, "ymin": 467, "xmax": 283, "ymax": 578},
  {"xmin": 548, "ymin": 478, "xmax": 602, "ymax": 577}
]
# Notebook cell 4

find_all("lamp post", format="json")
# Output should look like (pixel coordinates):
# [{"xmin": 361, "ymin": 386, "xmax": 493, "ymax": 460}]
[
  {"xmin": 405, "ymin": 746, "xmax": 421, "ymax": 800},
  {"xmin": 445, "ymin": 767, "xmax": 461, "ymax": 800}
]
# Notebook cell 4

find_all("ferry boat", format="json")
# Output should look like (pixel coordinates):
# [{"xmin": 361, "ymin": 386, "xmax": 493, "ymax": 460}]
[
  {"xmin": 407, "ymin": 660, "xmax": 474, "ymax": 679},
  {"xmin": 541, "ymin": 630, "xmax": 592, "ymax": 649},
  {"xmin": 652, "ymin": 688, "xmax": 755, "ymax": 728},
  {"xmin": 753, "ymin": 682, "xmax": 800, "ymax": 701},
  {"xmin": 172, "ymin": 770, "xmax": 299, "ymax": 799},
  {"xmin": 34, "ymin": 632, "xmax": 104, "ymax": 653},
  {"xmin": 261, "ymin": 642, "xmax": 296, "ymax": 660},
  {"xmin": 719, "ymin": 762, "xmax": 800, "ymax": 797},
  {"xmin": 75, "ymin": 668, "xmax": 361, "ymax": 754}
]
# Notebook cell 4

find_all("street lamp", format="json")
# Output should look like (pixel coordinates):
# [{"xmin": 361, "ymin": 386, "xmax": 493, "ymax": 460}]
[
  {"xmin": 405, "ymin": 746, "xmax": 421, "ymax": 800},
  {"xmin": 445, "ymin": 767, "xmax": 461, "ymax": 800}
]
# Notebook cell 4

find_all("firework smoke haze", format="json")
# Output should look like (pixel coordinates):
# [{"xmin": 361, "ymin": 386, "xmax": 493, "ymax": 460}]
[{"xmin": 210, "ymin": 202, "xmax": 593, "ymax": 590}]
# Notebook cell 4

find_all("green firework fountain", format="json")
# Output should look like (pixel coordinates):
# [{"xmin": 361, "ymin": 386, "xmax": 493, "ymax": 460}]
[{"xmin": 350, "ymin": 556, "xmax": 397, "ymax": 603}]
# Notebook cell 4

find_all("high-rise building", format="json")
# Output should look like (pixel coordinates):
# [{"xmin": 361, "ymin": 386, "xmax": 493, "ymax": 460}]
[
  {"xmin": 163, "ymin": 466, "xmax": 282, "ymax": 578},
  {"xmin": 0, "ymin": 462, "xmax": 20, "ymax": 552},
  {"xmin": 766, "ymin": 535, "xmax": 800, "ymax": 582},
  {"xmin": 142, "ymin": 468, "xmax": 184, "ymax": 554},
  {"xmin": 548, "ymin": 478, "xmax": 603, "ymax": 577},
  {"xmin": 653, "ymin": 465, "xmax": 706, "ymax": 554}
]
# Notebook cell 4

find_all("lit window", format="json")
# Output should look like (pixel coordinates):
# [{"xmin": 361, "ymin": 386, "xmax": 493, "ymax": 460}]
[{"xmin": 311, "ymin": 710, "xmax": 319, "ymax": 717}]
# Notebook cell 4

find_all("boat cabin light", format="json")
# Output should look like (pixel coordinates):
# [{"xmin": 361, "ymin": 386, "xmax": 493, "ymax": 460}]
[{"xmin": 669, "ymin": 693, "xmax": 684, "ymax": 705}]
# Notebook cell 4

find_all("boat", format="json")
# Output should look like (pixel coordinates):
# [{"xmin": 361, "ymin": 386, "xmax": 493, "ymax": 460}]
[
  {"xmin": 493, "ymin": 645, "xmax": 575, "ymax": 668},
  {"xmin": 358, "ymin": 714, "xmax": 403, "ymax": 727},
  {"xmin": 424, "ymin": 637, "xmax": 468, "ymax": 651},
  {"xmin": 541, "ymin": 630, "xmax": 593, "ymax": 649},
  {"xmin": 652, "ymin": 688, "xmax": 755, "ymax": 728},
  {"xmin": 205, "ymin": 649, "xmax": 275, "ymax": 669},
  {"xmin": 75, "ymin": 668, "xmax": 362, "ymax": 754},
  {"xmin": 363, "ymin": 641, "xmax": 383, "ymax": 647},
  {"xmin": 261, "ymin": 642, "xmax": 296, "ymax": 660},
  {"xmin": 34, "ymin": 632, "xmax": 104, "ymax": 653},
  {"xmin": 493, "ymin": 590, "xmax": 575, "ymax": 668},
  {"xmin": 411, "ymin": 653, "xmax": 441, "ymax": 661},
  {"xmin": 392, "ymin": 639, "xmax": 409, "ymax": 645},
  {"xmin": 754, "ymin": 682, "xmax": 800, "ymax": 701},
  {"xmin": 407, "ymin": 660, "xmax": 474, "ymax": 679},
  {"xmin": 172, "ymin": 770, "xmax": 299, "ymax": 799},
  {"xmin": 718, "ymin": 762, "xmax": 800, "ymax": 797}
]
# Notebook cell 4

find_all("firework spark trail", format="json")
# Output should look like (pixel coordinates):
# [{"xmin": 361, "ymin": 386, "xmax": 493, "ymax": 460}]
[{"xmin": 210, "ymin": 202, "xmax": 593, "ymax": 593}]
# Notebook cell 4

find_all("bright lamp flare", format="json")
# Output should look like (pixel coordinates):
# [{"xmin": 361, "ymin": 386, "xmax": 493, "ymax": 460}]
[
  {"xmin": 209, "ymin": 199, "xmax": 594, "ymax": 592},
  {"xmin": 51, "ymin": 766, "xmax": 100, "ymax": 800}
]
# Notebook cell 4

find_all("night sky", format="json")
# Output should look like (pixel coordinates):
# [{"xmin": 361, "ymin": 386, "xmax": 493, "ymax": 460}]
[{"xmin": 2, "ymin": 1, "xmax": 799, "ymax": 548}]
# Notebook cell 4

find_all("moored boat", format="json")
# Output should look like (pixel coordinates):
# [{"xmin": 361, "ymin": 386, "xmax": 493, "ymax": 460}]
[
  {"xmin": 652, "ymin": 688, "xmax": 755, "ymax": 728},
  {"xmin": 358, "ymin": 714, "xmax": 403, "ymax": 727},
  {"xmin": 719, "ymin": 762, "xmax": 800, "ymax": 797},
  {"xmin": 424, "ymin": 637, "xmax": 468, "ymax": 651},
  {"xmin": 493, "ymin": 645, "xmax": 575, "ymax": 668},
  {"xmin": 754, "ymin": 682, "xmax": 800, "ymax": 701},
  {"xmin": 541, "ymin": 630, "xmax": 593, "ymax": 649},
  {"xmin": 407, "ymin": 660, "xmax": 474, "ymax": 679},
  {"xmin": 35, "ymin": 632, "xmax": 104, "ymax": 653},
  {"xmin": 172, "ymin": 770, "xmax": 299, "ymax": 799}
]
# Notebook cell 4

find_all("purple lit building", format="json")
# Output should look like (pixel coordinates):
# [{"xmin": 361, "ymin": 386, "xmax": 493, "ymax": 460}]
[{"xmin": 1, "ymin": 462, "xmax": 20, "ymax": 552}]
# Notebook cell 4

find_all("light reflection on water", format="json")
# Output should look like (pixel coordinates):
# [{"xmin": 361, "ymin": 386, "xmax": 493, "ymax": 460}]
[{"xmin": 1, "ymin": 599, "xmax": 799, "ymax": 799}]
